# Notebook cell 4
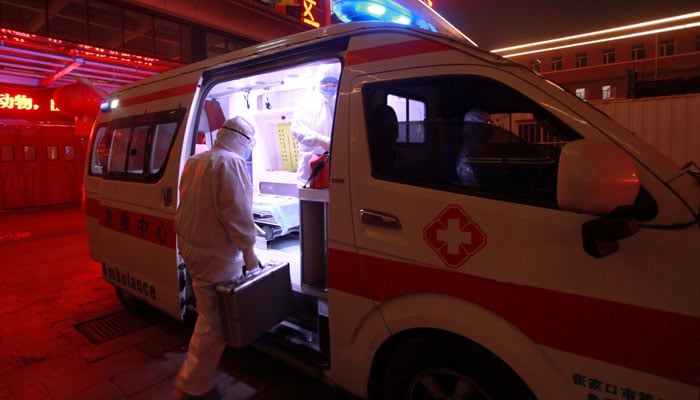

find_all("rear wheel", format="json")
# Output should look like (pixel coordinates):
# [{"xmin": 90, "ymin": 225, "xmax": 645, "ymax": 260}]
[{"xmin": 380, "ymin": 333, "xmax": 535, "ymax": 400}]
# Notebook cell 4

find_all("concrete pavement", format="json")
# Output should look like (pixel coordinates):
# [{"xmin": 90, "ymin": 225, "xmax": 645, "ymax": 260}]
[{"xmin": 0, "ymin": 204, "xmax": 355, "ymax": 400}]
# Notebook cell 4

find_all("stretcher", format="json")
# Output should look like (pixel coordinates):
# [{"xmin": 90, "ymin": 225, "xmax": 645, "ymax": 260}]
[{"xmin": 253, "ymin": 193, "xmax": 300, "ymax": 241}]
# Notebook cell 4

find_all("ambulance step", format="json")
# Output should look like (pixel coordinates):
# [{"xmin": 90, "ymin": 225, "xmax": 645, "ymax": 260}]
[{"xmin": 257, "ymin": 321, "xmax": 329, "ymax": 369}]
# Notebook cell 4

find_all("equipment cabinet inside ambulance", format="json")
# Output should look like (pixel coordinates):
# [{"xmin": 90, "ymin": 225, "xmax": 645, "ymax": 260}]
[{"xmin": 84, "ymin": 2, "xmax": 699, "ymax": 399}]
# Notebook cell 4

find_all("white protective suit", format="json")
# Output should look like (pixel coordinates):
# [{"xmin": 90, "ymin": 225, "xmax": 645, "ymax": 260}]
[
  {"xmin": 456, "ymin": 109, "xmax": 493, "ymax": 186},
  {"xmin": 173, "ymin": 116, "xmax": 259, "ymax": 397},
  {"xmin": 291, "ymin": 64, "xmax": 340, "ymax": 186}
]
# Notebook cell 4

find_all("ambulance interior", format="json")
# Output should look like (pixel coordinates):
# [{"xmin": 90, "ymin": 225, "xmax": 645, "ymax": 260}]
[{"xmin": 196, "ymin": 58, "xmax": 340, "ymax": 297}]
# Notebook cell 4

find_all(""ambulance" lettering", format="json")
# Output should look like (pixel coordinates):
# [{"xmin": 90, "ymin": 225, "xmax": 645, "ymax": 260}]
[{"xmin": 103, "ymin": 264, "xmax": 157, "ymax": 300}]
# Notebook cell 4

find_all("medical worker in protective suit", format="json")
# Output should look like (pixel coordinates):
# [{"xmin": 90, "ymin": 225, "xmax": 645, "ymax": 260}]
[
  {"xmin": 456, "ymin": 109, "xmax": 493, "ymax": 186},
  {"xmin": 291, "ymin": 64, "xmax": 340, "ymax": 186},
  {"xmin": 173, "ymin": 116, "xmax": 260, "ymax": 400}
]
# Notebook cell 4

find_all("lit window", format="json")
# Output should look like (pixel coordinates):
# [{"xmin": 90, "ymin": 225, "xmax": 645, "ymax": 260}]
[
  {"xmin": 65, "ymin": 146, "xmax": 76, "ymax": 161},
  {"xmin": 602, "ymin": 48, "xmax": 615, "ymax": 64},
  {"xmin": 631, "ymin": 44, "xmax": 645, "ymax": 60},
  {"xmin": 47, "ymin": 145, "xmax": 59, "ymax": 161},
  {"xmin": 575, "ymin": 88, "xmax": 587, "ymax": 100},
  {"xmin": 602, "ymin": 85, "xmax": 615, "ymax": 100},
  {"xmin": 531, "ymin": 59, "xmax": 541, "ymax": 73},
  {"xmin": 659, "ymin": 39, "xmax": 675, "ymax": 57},
  {"xmin": 575, "ymin": 52, "xmax": 588, "ymax": 68},
  {"xmin": 387, "ymin": 94, "xmax": 426, "ymax": 143},
  {"xmin": 551, "ymin": 56, "xmax": 563, "ymax": 71}
]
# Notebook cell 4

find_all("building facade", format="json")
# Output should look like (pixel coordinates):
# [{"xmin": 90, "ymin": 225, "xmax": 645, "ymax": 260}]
[{"xmin": 493, "ymin": 12, "xmax": 700, "ymax": 101}]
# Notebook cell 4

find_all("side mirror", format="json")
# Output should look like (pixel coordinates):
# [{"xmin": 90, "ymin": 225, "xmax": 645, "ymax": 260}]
[
  {"xmin": 558, "ymin": 139, "xmax": 640, "ymax": 215},
  {"xmin": 581, "ymin": 207, "xmax": 640, "ymax": 258},
  {"xmin": 558, "ymin": 140, "xmax": 642, "ymax": 257}
]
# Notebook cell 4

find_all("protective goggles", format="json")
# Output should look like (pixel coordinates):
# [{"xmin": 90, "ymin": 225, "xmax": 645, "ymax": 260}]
[{"xmin": 221, "ymin": 126, "xmax": 256, "ymax": 146}]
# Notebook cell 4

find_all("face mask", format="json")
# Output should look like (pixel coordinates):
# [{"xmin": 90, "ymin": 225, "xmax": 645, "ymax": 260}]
[
  {"xmin": 240, "ymin": 135, "xmax": 255, "ymax": 160},
  {"xmin": 319, "ymin": 79, "xmax": 338, "ymax": 99}
]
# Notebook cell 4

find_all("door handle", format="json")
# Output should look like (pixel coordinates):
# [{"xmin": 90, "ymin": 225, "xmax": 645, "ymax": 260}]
[
  {"xmin": 163, "ymin": 185, "xmax": 173, "ymax": 207},
  {"xmin": 360, "ymin": 209, "xmax": 401, "ymax": 229}
]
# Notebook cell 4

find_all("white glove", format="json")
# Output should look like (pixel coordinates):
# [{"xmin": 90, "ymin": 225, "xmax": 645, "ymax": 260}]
[
  {"xmin": 319, "ymin": 136, "xmax": 331, "ymax": 151},
  {"xmin": 242, "ymin": 247, "xmax": 260, "ymax": 272}
]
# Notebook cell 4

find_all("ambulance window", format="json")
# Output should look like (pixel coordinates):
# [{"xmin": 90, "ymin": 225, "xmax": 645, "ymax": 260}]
[
  {"xmin": 387, "ymin": 94, "xmax": 426, "ymax": 143},
  {"xmin": 91, "ymin": 108, "xmax": 184, "ymax": 181},
  {"xmin": 150, "ymin": 121, "xmax": 177, "ymax": 173},
  {"xmin": 1, "ymin": 145, "xmax": 14, "ymax": 162},
  {"xmin": 90, "ymin": 126, "xmax": 111, "ymax": 175},
  {"xmin": 126, "ymin": 125, "xmax": 149, "ymax": 173},
  {"xmin": 46, "ymin": 145, "xmax": 59, "ymax": 161},
  {"xmin": 363, "ymin": 75, "xmax": 581, "ymax": 208},
  {"xmin": 108, "ymin": 127, "xmax": 131, "ymax": 173}
]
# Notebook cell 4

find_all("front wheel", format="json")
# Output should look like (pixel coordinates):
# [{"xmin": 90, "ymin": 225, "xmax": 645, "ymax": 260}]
[{"xmin": 380, "ymin": 333, "xmax": 535, "ymax": 400}]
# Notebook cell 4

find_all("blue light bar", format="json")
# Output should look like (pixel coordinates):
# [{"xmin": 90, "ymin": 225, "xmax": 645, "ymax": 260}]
[
  {"xmin": 333, "ymin": 0, "xmax": 437, "ymax": 32},
  {"xmin": 100, "ymin": 98, "xmax": 119, "ymax": 112}
]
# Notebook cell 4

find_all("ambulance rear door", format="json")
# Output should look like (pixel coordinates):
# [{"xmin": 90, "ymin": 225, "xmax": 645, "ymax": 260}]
[{"xmin": 84, "ymin": 78, "xmax": 198, "ymax": 321}]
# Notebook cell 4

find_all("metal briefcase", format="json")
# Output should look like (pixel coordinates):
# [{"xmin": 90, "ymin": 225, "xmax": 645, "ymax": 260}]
[{"xmin": 215, "ymin": 261, "xmax": 293, "ymax": 348}]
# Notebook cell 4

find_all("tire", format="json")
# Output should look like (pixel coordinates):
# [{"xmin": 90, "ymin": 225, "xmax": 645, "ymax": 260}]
[{"xmin": 380, "ymin": 333, "xmax": 535, "ymax": 400}]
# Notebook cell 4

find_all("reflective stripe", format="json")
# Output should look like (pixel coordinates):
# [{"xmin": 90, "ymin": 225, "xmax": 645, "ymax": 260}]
[
  {"xmin": 120, "ymin": 83, "xmax": 197, "ymax": 107},
  {"xmin": 328, "ymin": 248, "xmax": 700, "ymax": 386},
  {"xmin": 84, "ymin": 196, "xmax": 176, "ymax": 249},
  {"xmin": 346, "ymin": 39, "xmax": 451, "ymax": 66}
]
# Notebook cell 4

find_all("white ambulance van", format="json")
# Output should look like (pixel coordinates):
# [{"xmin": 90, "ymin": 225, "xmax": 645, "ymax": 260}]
[{"xmin": 84, "ymin": 1, "xmax": 700, "ymax": 398}]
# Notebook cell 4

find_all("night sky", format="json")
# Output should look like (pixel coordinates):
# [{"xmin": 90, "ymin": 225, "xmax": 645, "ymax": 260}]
[{"xmin": 431, "ymin": 0, "xmax": 700, "ymax": 50}]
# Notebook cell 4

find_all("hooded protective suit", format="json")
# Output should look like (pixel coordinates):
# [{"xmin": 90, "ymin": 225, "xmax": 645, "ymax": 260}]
[
  {"xmin": 291, "ymin": 64, "xmax": 340, "ymax": 186},
  {"xmin": 173, "ymin": 115, "xmax": 259, "ymax": 397},
  {"xmin": 456, "ymin": 109, "xmax": 493, "ymax": 185}
]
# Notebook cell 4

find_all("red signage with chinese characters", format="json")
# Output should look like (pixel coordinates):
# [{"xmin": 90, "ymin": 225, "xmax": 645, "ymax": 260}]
[
  {"xmin": 301, "ymin": 0, "xmax": 326, "ymax": 28},
  {"xmin": 0, "ymin": 86, "xmax": 72, "ymax": 120}
]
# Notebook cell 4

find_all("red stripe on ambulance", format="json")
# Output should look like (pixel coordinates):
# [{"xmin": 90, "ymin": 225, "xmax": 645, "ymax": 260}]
[
  {"xmin": 346, "ymin": 39, "xmax": 452, "ymax": 66},
  {"xmin": 328, "ymin": 248, "xmax": 699, "ymax": 387},
  {"xmin": 84, "ymin": 196, "xmax": 176, "ymax": 249},
  {"xmin": 120, "ymin": 83, "xmax": 197, "ymax": 107}
]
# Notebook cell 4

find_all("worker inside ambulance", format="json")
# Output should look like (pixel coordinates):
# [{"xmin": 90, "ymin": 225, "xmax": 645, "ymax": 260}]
[
  {"xmin": 291, "ymin": 64, "xmax": 340, "ymax": 187},
  {"xmin": 456, "ymin": 109, "xmax": 494, "ymax": 186}
]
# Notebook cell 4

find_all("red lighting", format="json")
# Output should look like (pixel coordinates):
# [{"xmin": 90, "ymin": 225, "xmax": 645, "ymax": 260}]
[
  {"xmin": 0, "ymin": 93, "xmax": 40, "ymax": 111},
  {"xmin": 0, "ymin": 86, "xmax": 71, "ymax": 120},
  {"xmin": 53, "ymin": 82, "xmax": 106, "ymax": 118}
]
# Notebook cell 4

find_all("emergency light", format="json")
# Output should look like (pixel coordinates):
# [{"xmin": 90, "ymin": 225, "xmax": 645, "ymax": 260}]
[
  {"xmin": 100, "ymin": 98, "xmax": 119, "ymax": 112},
  {"xmin": 333, "ymin": 0, "xmax": 437, "ymax": 32}
]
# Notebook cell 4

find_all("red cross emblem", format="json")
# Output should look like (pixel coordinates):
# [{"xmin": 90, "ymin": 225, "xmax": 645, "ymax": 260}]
[{"xmin": 423, "ymin": 204, "xmax": 487, "ymax": 268}]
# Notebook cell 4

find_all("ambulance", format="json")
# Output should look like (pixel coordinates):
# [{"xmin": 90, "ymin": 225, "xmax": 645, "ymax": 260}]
[{"xmin": 83, "ymin": 1, "xmax": 700, "ymax": 398}]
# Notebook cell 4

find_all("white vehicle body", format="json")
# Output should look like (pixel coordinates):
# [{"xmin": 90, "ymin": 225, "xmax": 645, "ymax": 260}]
[{"xmin": 83, "ymin": 11, "xmax": 699, "ymax": 400}]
